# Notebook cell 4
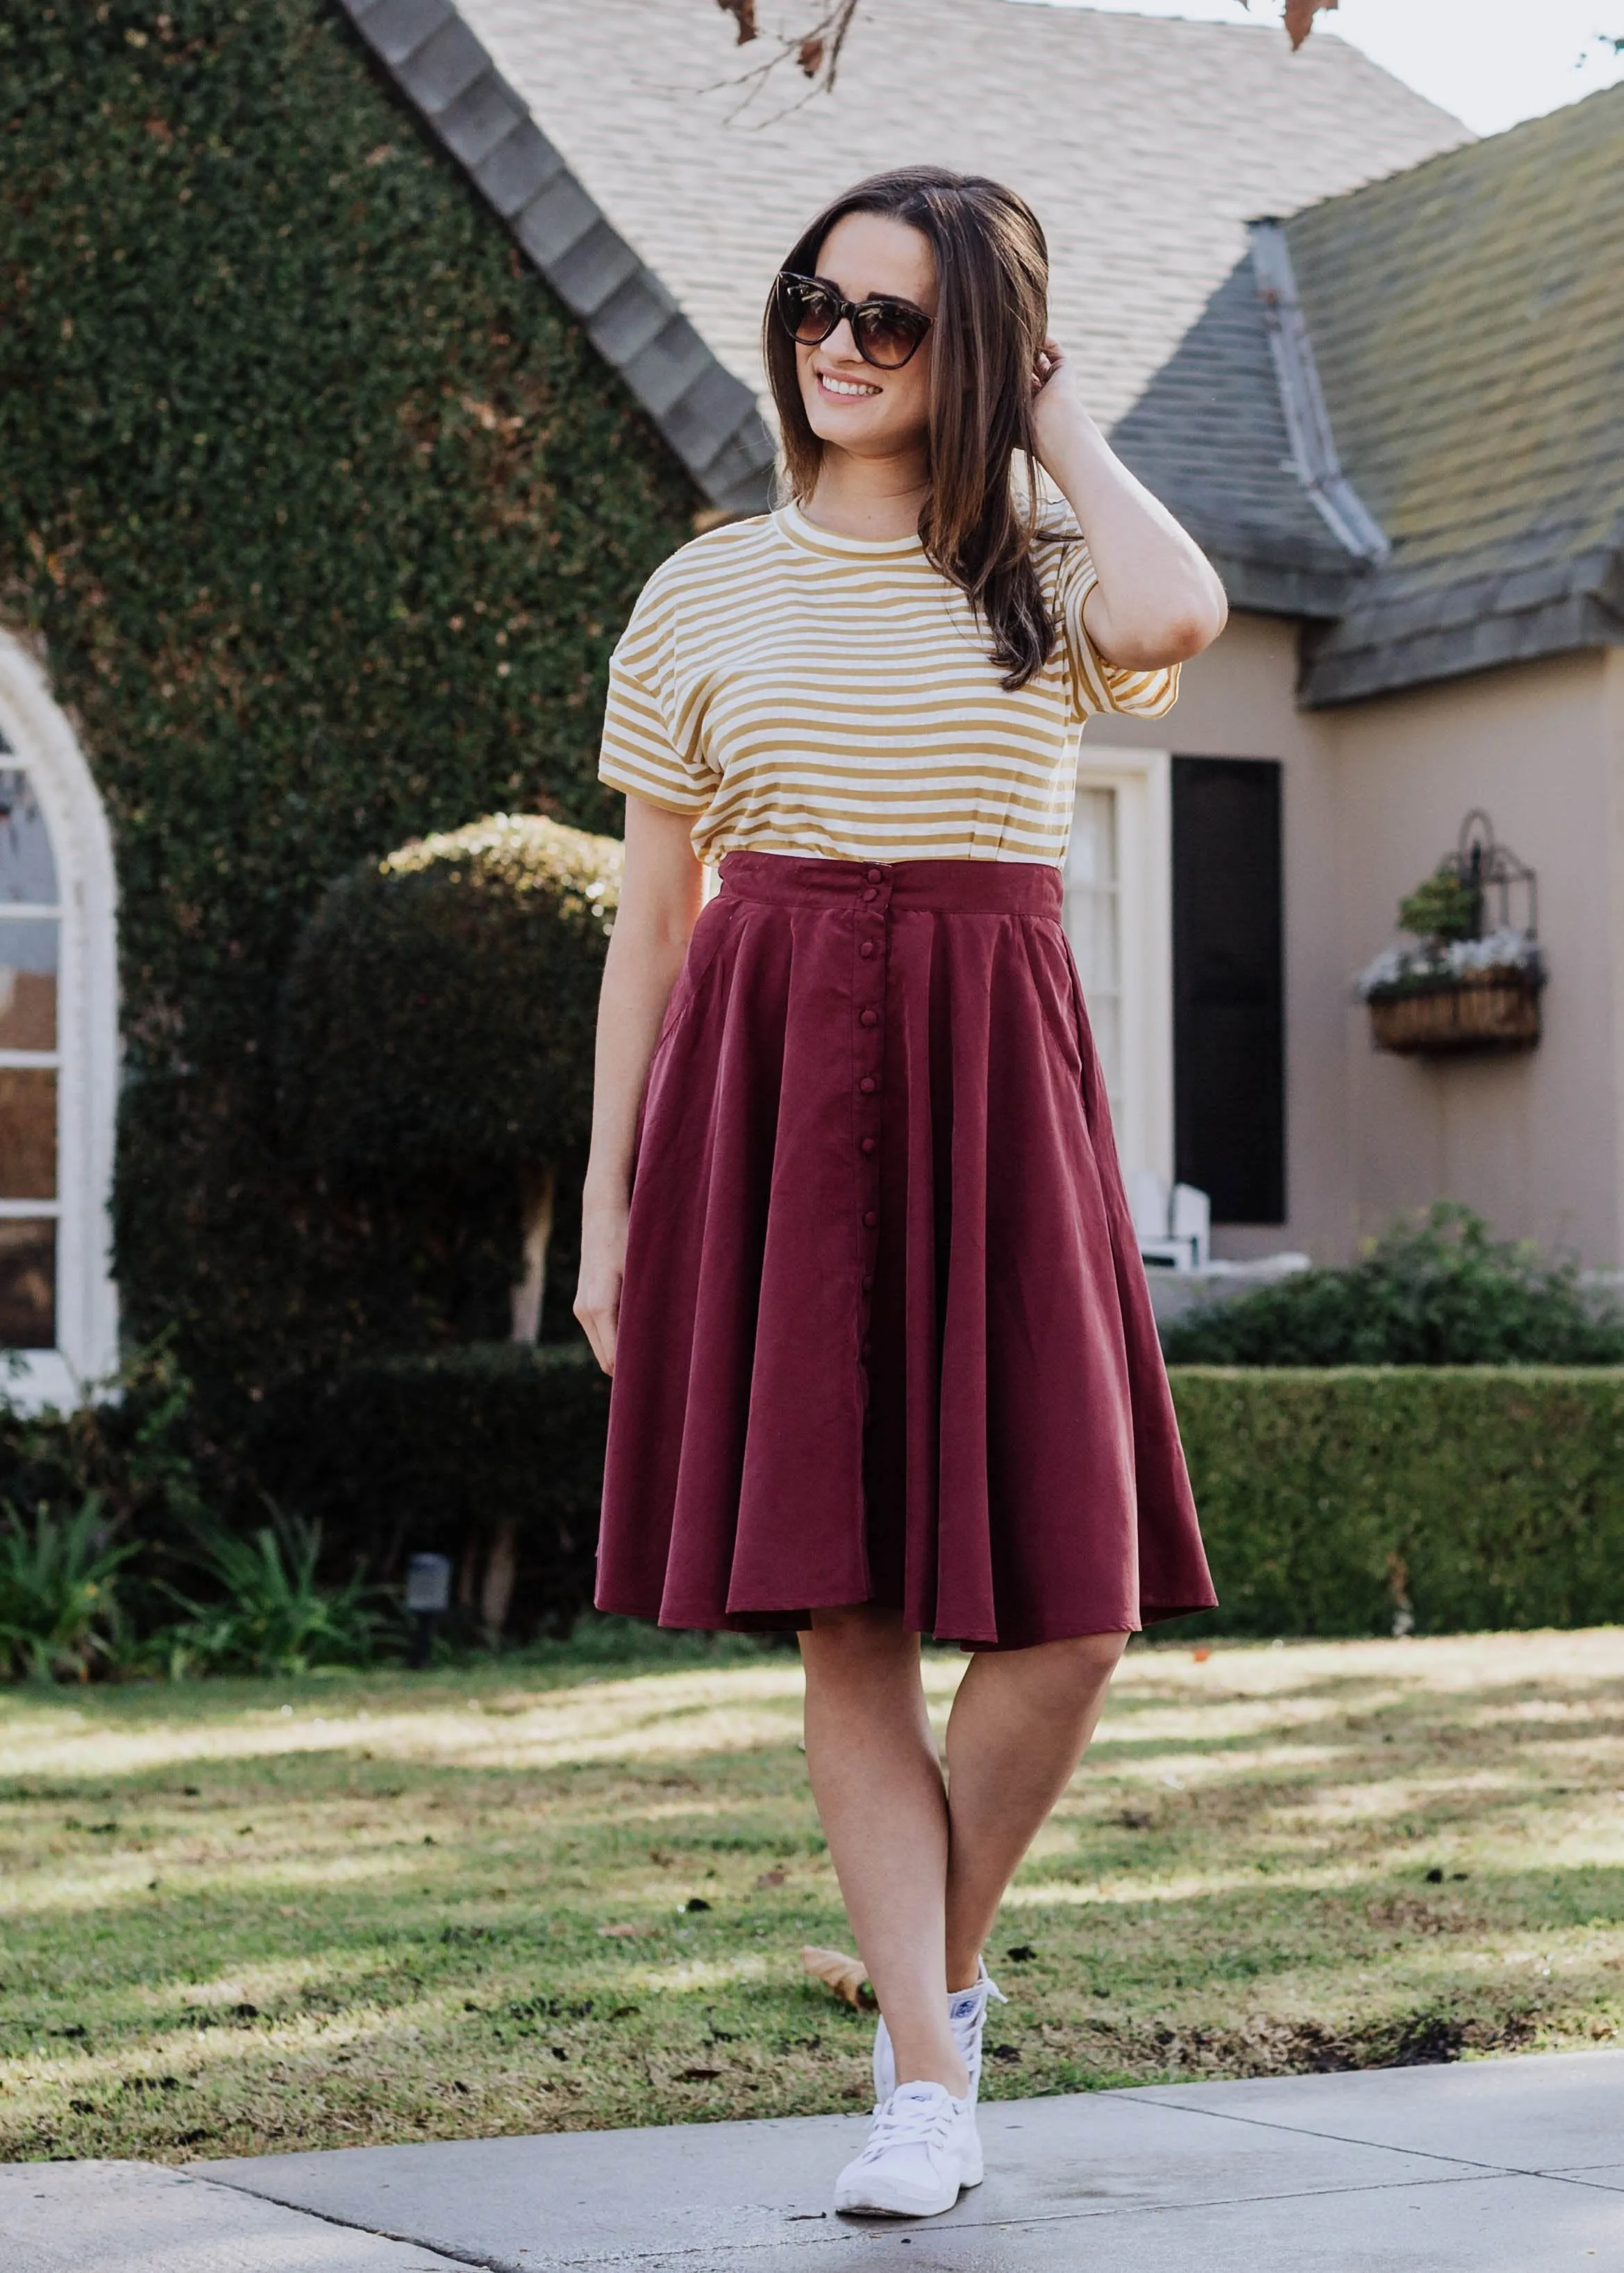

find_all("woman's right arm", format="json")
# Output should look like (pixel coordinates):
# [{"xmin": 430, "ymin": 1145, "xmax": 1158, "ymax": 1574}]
[{"xmin": 574, "ymin": 794, "xmax": 706, "ymax": 1374}]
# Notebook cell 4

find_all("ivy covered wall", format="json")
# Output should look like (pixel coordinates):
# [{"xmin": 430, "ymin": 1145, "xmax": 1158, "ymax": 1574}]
[{"xmin": 0, "ymin": 3, "xmax": 695, "ymax": 1414}]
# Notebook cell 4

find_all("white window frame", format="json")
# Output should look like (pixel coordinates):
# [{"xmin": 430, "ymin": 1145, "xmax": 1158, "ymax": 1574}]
[
  {"xmin": 0, "ymin": 629, "xmax": 119, "ymax": 1411},
  {"xmin": 1064, "ymin": 743, "xmax": 1173, "ymax": 1193}
]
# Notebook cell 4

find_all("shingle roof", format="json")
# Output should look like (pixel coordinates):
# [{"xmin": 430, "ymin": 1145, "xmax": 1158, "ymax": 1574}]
[
  {"xmin": 1284, "ymin": 83, "xmax": 1624, "ymax": 703},
  {"xmin": 451, "ymin": 0, "xmax": 1465, "ymax": 433},
  {"xmin": 1108, "ymin": 245, "xmax": 1361, "ymax": 619}
]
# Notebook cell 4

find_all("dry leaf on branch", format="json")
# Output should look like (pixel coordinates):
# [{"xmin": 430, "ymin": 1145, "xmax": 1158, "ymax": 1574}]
[
  {"xmin": 801, "ymin": 1944, "xmax": 877, "ymax": 2008},
  {"xmin": 1239, "ymin": 0, "xmax": 1339, "ymax": 49},
  {"xmin": 714, "ymin": 0, "xmax": 759, "ymax": 42},
  {"xmin": 1283, "ymin": 0, "xmax": 1338, "ymax": 49}
]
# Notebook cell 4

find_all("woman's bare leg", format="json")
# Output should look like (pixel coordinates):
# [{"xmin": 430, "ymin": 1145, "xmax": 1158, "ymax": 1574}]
[
  {"xmin": 941, "ymin": 1633, "xmax": 1127, "ymax": 1988},
  {"xmin": 798, "ymin": 1605, "xmax": 966, "ymax": 2094},
  {"xmin": 799, "ymin": 1613, "xmax": 1128, "ymax": 2086}
]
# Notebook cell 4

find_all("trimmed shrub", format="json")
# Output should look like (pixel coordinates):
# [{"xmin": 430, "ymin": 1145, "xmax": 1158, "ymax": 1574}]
[
  {"xmin": 279, "ymin": 815, "xmax": 621, "ymax": 1339},
  {"xmin": 1162, "ymin": 1206, "xmax": 1624, "ymax": 1367},
  {"xmin": 251, "ymin": 1341, "xmax": 610, "ymax": 1636},
  {"xmin": 1168, "ymin": 1366, "xmax": 1624, "ymax": 1638}
]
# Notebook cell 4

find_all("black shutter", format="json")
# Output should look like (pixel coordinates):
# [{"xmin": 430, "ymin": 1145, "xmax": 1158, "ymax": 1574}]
[{"xmin": 1171, "ymin": 757, "xmax": 1285, "ymax": 1225}]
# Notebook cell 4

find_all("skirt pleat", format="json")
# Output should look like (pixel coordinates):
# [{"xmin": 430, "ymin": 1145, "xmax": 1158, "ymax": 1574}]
[{"xmin": 594, "ymin": 848, "xmax": 1216, "ymax": 1650}]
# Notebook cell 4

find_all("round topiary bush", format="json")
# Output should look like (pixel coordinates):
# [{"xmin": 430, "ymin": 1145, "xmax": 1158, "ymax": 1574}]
[{"xmin": 280, "ymin": 813, "xmax": 621, "ymax": 1339}]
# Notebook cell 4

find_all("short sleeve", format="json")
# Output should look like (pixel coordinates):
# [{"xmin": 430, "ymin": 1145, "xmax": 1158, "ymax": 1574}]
[
  {"xmin": 597, "ymin": 565, "xmax": 718, "ymax": 816},
  {"xmin": 1049, "ymin": 526, "xmax": 1181, "ymax": 724}
]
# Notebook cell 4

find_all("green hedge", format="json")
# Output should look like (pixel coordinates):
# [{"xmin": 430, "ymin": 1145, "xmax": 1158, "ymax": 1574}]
[
  {"xmin": 0, "ymin": 3, "xmax": 693, "ymax": 1417},
  {"xmin": 244, "ymin": 1361, "xmax": 1624, "ymax": 1642},
  {"xmin": 1168, "ymin": 1368, "xmax": 1624, "ymax": 1637},
  {"xmin": 251, "ymin": 1341, "xmax": 611, "ymax": 1634}
]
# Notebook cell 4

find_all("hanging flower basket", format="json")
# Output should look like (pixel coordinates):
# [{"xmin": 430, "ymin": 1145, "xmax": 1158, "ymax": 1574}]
[
  {"xmin": 1366, "ymin": 967, "xmax": 1543, "ymax": 1057},
  {"xmin": 1355, "ymin": 814, "xmax": 1545, "ymax": 1060}
]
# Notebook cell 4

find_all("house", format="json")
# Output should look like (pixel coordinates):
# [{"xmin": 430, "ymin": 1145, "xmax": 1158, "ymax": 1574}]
[
  {"xmin": 342, "ymin": 0, "xmax": 1623, "ymax": 1268},
  {"xmin": 1, "ymin": 0, "xmax": 1615, "ymax": 1416}
]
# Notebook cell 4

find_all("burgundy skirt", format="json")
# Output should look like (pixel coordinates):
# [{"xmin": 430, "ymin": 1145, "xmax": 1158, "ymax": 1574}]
[{"xmin": 594, "ymin": 849, "xmax": 1216, "ymax": 1650}]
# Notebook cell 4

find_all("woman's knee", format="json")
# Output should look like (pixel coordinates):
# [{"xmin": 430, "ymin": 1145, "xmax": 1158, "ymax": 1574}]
[{"xmin": 1017, "ymin": 1629, "xmax": 1128, "ymax": 1694}]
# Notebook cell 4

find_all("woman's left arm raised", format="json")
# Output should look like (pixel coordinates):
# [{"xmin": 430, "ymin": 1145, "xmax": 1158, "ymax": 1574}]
[{"xmin": 1031, "ymin": 337, "xmax": 1228, "ymax": 671}]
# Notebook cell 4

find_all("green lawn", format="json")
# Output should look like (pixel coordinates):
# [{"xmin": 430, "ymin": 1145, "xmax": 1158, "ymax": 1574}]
[{"xmin": 2, "ymin": 1625, "xmax": 1621, "ymax": 2163}]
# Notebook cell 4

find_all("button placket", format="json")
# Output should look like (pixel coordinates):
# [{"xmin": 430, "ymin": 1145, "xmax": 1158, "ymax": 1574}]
[{"xmin": 854, "ymin": 865, "xmax": 890, "ymax": 1412}]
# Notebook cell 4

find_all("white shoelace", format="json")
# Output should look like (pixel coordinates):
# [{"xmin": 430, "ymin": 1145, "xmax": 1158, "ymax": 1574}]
[{"xmin": 858, "ymin": 2088, "xmax": 959, "ymax": 2163}]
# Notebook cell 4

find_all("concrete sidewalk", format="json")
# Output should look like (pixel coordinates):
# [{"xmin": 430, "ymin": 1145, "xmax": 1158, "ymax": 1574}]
[{"xmin": 7, "ymin": 2050, "xmax": 1622, "ymax": 2272}]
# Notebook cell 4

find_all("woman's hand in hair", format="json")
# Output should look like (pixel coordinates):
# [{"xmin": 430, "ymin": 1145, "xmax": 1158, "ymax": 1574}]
[
  {"xmin": 1028, "ymin": 333, "xmax": 1228, "ymax": 670},
  {"xmin": 1029, "ymin": 334, "xmax": 1085, "ymax": 458}
]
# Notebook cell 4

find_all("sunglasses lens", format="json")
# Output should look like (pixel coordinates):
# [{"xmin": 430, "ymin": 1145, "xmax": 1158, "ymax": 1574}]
[
  {"xmin": 854, "ymin": 306, "xmax": 928, "ymax": 368},
  {"xmin": 778, "ymin": 276, "xmax": 839, "ymax": 343}
]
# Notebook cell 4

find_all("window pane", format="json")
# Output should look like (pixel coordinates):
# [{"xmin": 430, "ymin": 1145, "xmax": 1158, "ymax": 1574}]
[
  {"xmin": 1068, "ymin": 788, "xmax": 1117, "ymax": 891},
  {"xmin": 0, "ymin": 771, "xmax": 58, "ymax": 905},
  {"xmin": 1066, "ymin": 787, "xmax": 1124, "ymax": 1112},
  {"xmin": 0, "ymin": 1219, "xmax": 55, "ymax": 1348},
  {"xmin": 0, "ymin": 1067, "xmax": 57, "ymax": 1199},
  {"xmin": 0, "ymin": 919, "xmax": 58, "ymax": 1051},
  {"xmin": 1066, "ymin": 788, "xmax": 1121, "ymax": 991}
]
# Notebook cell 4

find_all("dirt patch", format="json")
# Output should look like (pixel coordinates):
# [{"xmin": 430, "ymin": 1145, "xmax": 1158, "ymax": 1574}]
[{"xmin": 1076, "ymin": 2004, "xmax": 1539, "ymax": 2077}]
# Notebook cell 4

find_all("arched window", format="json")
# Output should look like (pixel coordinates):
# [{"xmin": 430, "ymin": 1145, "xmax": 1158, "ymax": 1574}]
[{"xmin": 0, "ymin": 631, "xmax": 119, "ymax": 1409}]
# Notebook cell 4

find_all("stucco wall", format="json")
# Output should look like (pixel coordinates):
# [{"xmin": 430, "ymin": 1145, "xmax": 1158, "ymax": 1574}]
[
  {"xmin": 1330, "ymin": 648, "xmax": 1620, "ymax": 1268},
  {"xmin": 1103, "ymin": 616, "xmax": 1623, "ymax": 1268}
]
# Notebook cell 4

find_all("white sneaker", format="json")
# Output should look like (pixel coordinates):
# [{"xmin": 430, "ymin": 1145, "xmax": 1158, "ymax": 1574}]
[
  {"xmin": 834, "ymin": 2080, "xmax": 982, "ymax": 2217},
  {"xmin": 872, "ymin": 1960, "xmax": 1007, "ymax": 2105}
]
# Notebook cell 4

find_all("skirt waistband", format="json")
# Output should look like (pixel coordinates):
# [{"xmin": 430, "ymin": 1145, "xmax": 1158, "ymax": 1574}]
[{"xmin": 716, "ymin": 848, "xmax": 1063, "ymax": 916}]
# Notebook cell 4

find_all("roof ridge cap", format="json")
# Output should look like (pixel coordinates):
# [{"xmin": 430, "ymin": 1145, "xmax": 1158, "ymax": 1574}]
[{"xmin": 1247, "ymin": 218, "xmax": 1389, "ymax": 566}]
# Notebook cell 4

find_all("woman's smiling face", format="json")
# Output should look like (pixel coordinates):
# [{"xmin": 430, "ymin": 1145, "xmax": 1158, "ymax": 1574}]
[{"xmin": 796, "ymin": 210, "xmax": 937, "ymax": 461}]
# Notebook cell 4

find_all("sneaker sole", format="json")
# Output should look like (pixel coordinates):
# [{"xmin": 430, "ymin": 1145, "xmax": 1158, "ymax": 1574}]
[{"xmin": 835, "ymin": 2179, "xmax": 964, "ymax": 2218}]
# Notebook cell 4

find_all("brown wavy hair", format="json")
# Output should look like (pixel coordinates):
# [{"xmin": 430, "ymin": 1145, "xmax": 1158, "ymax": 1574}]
[{"xmin": 762, "ymin": 166, "xmax": 1057, "ymax": 691}]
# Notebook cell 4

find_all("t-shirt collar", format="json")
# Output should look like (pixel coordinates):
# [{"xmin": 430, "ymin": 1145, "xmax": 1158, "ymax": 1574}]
[{"xmin": 774, "ymin": 498, "xmax": 928, "ymax": 560}]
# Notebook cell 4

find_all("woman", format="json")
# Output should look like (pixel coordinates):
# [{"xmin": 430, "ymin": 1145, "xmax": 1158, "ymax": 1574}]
[{"xmin": 575, "ymin": 167, "xmax": 1221, "ymax": 2220}]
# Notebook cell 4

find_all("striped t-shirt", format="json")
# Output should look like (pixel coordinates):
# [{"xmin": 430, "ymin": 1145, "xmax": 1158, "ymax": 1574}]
[{"xmin": 597, "ymin": 497, "xmax": 1179, "ymax": 867}]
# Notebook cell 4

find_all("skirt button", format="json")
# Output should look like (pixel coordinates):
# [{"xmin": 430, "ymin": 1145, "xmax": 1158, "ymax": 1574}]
[
  {"xmin": 859, "ymin": 1008, "xmax": 878, "ymax": 1027},
  {"xmin": 862, "ymin": 1209, "xmax": 878, "ymax": 1227},
  {"xmin": 860, "ymin": 1136, "xmax": 876, "ymax": 1155},
  {"xmin": 859, "ymin": 941, "xmax": 875, "ymax": 959},
  {"xmin": 859, "ymin": 1075, "xmax": 876, "ymax": 1093},
  {"xmin": 866, "ymin": 866, "xmax": 882, "ymax": 883}
]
